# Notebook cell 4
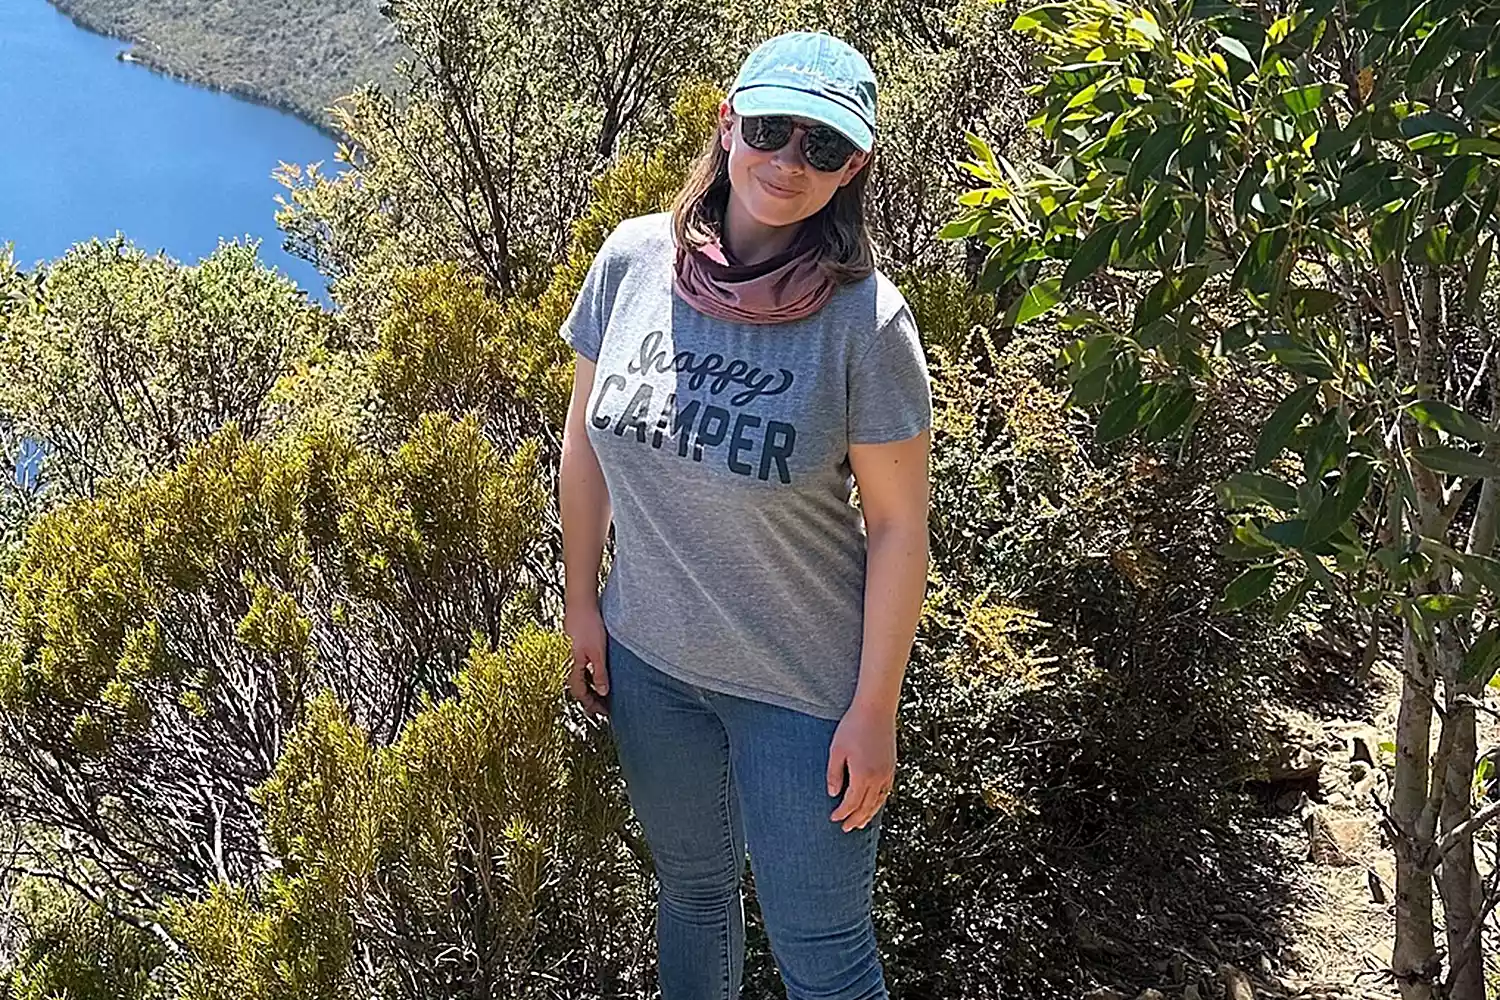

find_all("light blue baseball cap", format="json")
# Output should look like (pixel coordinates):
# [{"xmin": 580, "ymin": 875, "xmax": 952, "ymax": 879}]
[{"xmin": 728, "ymin": 31, "xmax": 878, "ymax": 153}]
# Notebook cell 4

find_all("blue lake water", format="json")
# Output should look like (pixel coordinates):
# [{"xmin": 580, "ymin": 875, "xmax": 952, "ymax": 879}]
[{"xmin": 0, "ymin": 0, "xmax": 339, "ymax": 303}]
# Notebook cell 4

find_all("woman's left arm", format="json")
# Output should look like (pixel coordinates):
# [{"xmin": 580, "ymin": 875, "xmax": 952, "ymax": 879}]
[{"xmin": 827, "ymin": 429, "xmax": 931, "ymax": 832}]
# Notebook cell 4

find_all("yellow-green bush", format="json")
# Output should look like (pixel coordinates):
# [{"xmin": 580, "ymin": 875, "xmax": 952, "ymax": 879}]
[
  {"xmin": 167, "ymin": 629, "xmax": 643, "ymax": 997},
  {"xmin": 5, "ymin": 882, "xmax": 168, "ymax": 1000}
]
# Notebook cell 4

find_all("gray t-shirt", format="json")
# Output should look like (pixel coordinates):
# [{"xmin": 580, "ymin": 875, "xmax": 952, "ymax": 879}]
[{"xmin": 561, "ymin": 212, "xmax": 931, "ymax": 720}]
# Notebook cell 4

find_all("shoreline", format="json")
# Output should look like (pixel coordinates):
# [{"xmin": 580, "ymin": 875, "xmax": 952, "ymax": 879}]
[{"xmin": 43, "ymin": 0, "xmax": 348, "ymax": 144}]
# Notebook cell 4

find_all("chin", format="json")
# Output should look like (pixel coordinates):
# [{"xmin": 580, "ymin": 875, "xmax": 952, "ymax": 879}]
[{"xmin": 743, "ymin": 192, "xmax": 814, "ymax": 228}]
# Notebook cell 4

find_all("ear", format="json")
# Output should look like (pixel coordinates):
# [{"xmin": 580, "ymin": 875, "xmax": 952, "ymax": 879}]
[
  {"xmin": 718, "ymin": 100, "xmax": 735, "ymax": 152},
  {"xmin": 837, "ymin": 149, "xmax": 872, "ymax": 188}
]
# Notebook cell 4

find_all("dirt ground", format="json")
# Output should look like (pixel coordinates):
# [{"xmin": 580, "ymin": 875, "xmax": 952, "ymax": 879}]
[{"xmin": 1195, "ymin": 656, "xmax": 1495, "ymax": 1000}]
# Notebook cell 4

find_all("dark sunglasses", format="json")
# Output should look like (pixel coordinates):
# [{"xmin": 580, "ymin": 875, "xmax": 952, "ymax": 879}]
[{"xmin": 739, "ymin": 115, "xmax": 859, "ymax": 173}]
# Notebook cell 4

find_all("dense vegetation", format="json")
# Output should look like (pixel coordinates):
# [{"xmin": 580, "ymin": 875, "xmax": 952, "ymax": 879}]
[
  {"xmin": 6, "ymin": 0, "xmax": 1500, "ymax": 995},
  {"xmin": 47, "ymin": 0, "xmax": 402, "ymax": 128}
]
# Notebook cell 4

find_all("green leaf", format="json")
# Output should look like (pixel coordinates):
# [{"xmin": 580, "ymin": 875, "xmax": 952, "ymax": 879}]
[
  {"xmin": 1288, "ymin": 287, "xmax": 1343, "ymax": 318},
  {"xmin": 1251, "ymin": 187, "xmax": 1284, "ymax": 216},
  {"xmin": 1271, "ymin": 575, "xmax": 1314, "ymax": 620},
  {"xmin": 938, "ymin": 214, "xmax": 983, "ymax": 240},
  {"xmin": 1006, "ymin": 278, "xmax": 1063, "ymax": 327},
  {"xmin": 1217, "ymin": 564, "xmax": 1280, "ymax": 611},
  {"xmin": 1232, "ymin": 228, "xmax": 1290, "ymax": 292},
  {"xmin": 1407, "ymin": 18, "xmax": 1461, "ymax": 85},
  {"xmin": 1280, "ymin": 83, "xmax": 1331, "ymax": 115},
  {"xmin": 1401, "ymin": 112, "xmax": 1467, "ymax": 139},
  {"xmin": 1463, "ymin": 76, "xmax": 1500, "ymax": 120},
  {"xmin": 1466, "ymin": 234, "xmax": 1494, "ymax": 318},
  {"xmin": 1233, "ymin": 159, "xmax": 1264, "ymax": 217},
  {"xmin": 1462, "ymin": 626, "xmax": 1500, "ymax": 682},
  {"xmin": 1301, "ymin": 408, "xmax": 1349, "ymax": 481},
  {"xmin": 1435, "ymin": 156, "xmax": 1480, "ymax": 211},
  {"xmin": 1216, "ymin": 472, "xmax": 1300, "ymax": 511},
  {"xmin": 1097, "ymin": 383, "xmax": 1152, "ymax": 443},
  {"xmin": 1412, "ymin": 445, "xmax": 1500, "ymax": 479},
  {"xmin": 1372, "ymin": 207, "xmax": 1412, "ymax": 264},
  {"xmin": 1012, "ymin": 5, "xmax": 1067, "ymax": 32},
  {"xmin": 1414, "ymin": 592, "xmax": 1468, "ymax": 620},
  {"xmin": 1185, "ymin": 201, "xmax": 1208, "ymax": 260},
  {"xmin": 1464, "ymin": 553, "xmax": 1500, "ymax": 593},
  {"xmin": 1061, "ymin": 222, "xmax": 1120, "ymax": 292},
  {"xmin": 1335, "ymin": 162, "xmax": 1396, "ymax": 209},
  {"xmin": 1135, "ymin": 265, "xmax": 1210, "ymax": 331},
  {"xmin": 1256, "ymin": 384, "xmax": 1320, "ymax": 468},
  {"xmin": 1127, "ymin": 123, "xmax": 1187, "ymax": 192},
  {"xmin": 1215, "ymin": 35, "xmax": 1257, "ymax": 70},
  {"xmin": 1408, "ymin": 399, "xmax": 1500, "ymax": 443},
  {"xmin": 1304, "ymin": 461, "xmax": 1373, "ymax": 546},
  {"xmin": 1142, "ymin": 385, "xmax": 1197, "ymax": 442}
]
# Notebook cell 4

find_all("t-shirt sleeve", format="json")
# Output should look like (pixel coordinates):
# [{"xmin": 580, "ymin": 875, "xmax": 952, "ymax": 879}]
[
  {"xmin": 848, "ymin": 303, "xmax": 933, "ymax": 445},
  {"xmin": 558, "ymin": 239, "xmax": 613, "ymax": 362}
]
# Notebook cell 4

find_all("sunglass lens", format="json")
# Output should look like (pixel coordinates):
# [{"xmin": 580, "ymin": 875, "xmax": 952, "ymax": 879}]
[
  {"xmin": 742, "ymin": 115, "xmax": 794, "ymax": 151},
  {"xmin": 803, "ymin": 126, "xmax": 857, "ymax": 172}
]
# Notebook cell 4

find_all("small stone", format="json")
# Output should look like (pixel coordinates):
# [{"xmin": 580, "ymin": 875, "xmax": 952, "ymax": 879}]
[
  {"xmin": 1306, "ymin": 807, "xmax": 1372, "ymax": 865},
  {"xmin": 1135, "ymin": 991, "xmax": 1166, "ymax": 1000},
  {"xmin": 1218, "ymin": 963, "xmax": 1255, "ymax": 1000}
]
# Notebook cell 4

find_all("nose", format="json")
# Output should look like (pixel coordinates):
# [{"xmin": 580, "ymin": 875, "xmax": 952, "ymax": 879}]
[{"xmin": 770, "ymin": 125, "xmax": 808, "ymax": 172}]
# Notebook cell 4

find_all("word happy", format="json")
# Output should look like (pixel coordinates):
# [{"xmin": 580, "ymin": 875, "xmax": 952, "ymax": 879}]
[{"xmin": 592, "ymin": 331, "xmax": 800, "ymax": 484}]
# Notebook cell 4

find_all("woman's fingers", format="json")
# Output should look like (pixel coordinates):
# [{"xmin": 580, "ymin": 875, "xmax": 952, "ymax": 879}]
[
  {"xmin": 589, "ymin": 654, "xmax": 610, "ymax": 697},
  {"xmin": 830, "ymin": 766, "xmax": 894, "ymax": 831},
  {"xmin": 826, "ymin": 744, "xmax": 849, "ymax": 798},
  {"xmin": 567, "ymin": 646, "xmax": 609, "ymax": 718}
]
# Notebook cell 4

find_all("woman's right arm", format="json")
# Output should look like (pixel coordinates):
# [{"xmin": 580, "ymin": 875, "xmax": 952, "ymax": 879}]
[{"xmin": 560, "ymin": 354, "xmax": 613, "ymax": 717}]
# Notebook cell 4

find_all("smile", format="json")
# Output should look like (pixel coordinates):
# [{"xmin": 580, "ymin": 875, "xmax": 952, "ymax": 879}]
[{"xmin": 758, "ymin": 176, "xmax": 800, "ymax": 198}]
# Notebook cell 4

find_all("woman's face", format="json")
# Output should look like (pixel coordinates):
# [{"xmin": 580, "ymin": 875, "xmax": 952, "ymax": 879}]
[{"xmin": 718, "ymin": 101, "xmax": 870, "ymax": 230}]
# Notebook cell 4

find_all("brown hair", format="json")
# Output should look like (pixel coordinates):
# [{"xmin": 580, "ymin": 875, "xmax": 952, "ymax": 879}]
[{"xmin": 670, "ymin": 114, "xmax": 877, "ymax": 285}]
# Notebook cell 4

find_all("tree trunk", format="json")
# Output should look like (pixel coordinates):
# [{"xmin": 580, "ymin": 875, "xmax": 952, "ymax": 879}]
[
  {"xmin": 1438, "ymin": 625, "xmax": 1485, "ymax": 998},
  {"xmin": 1392, "ymin": 624, "xmax": 1439, "ymax": 1000}
]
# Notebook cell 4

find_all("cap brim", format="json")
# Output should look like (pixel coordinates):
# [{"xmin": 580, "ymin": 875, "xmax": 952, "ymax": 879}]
[{"xmin": 731, "ymin": 88, "xmax": 874, "ymax": 153}]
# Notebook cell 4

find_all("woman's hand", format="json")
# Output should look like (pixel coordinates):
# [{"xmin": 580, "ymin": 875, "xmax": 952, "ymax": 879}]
[
  {"xmin": 564, "ymin": 602, "xmax": 610, "ymax": 719},
  {"xmin": 827, "ymin": 700, "xmax": 897, "ymax": 833}
]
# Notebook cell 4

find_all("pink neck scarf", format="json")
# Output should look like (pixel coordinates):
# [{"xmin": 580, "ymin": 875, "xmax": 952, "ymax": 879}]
[{"xmin": 673, "ymin": 227, "xmax": 837, "ymax": 325}]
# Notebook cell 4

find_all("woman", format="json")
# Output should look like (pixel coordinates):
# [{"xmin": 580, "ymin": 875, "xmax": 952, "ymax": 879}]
[{"xmin": 557, "ymin": 29, "xmax": 931, "ymax": 1000}]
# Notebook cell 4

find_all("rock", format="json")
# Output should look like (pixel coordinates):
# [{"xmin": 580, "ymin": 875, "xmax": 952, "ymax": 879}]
[
  {"xmin": 1266, "ymin": 743, "xmax": 1325, "ymax": 783},
  {"xmin": 1218, "ymin": 963, "xmax": 1255, "ymax": 1000},
  {"xmin": 1348, "ymin": 726, "xmax": 1382, "ymax": 766},
  {"xmin": 1352, "ymin": 764, "xmax": 1386, "ymax": 803},
  {"xmin": 1135, "ymin": 991, "xmax": 1166, "ymax": 1000},
  {"xmin": 1307, "ymin": 807, "xmax": 1373, "ymax": 865}
]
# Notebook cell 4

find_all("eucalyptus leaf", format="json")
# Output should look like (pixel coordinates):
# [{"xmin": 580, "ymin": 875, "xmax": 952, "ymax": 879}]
[
  {"xmin": 1466, "ymin": 234, "xmax": 1494, "ymax": 318},
  {"xmin": 1255, "ymin": 384, "xmax": 1320, "ymax": 468},
  {"xmin": 1462, "ymin": 626, "xmax": 1500, "ymax": 682},
  {"xmin": 1005, "ymin": 278, "xmax": 1064, "ymax": 327},
  {"xmin": 1217, "ymin": 564, "xmax": 1280, "ymax": 611},
  {"xmin": 1412, "ymin": 445, "xmax": 1500, "ymax": 479},
  {"xmin": 1061, "ymin": 221, "xmax": 1121, "ymax": 291},
  {"xmin": 1408, "ymin": 399, "xmax": 1500, "ymax": 442},
  {"xmin": 1216, "ymin": 472, "xmax": 1300, "ymax": 511}
]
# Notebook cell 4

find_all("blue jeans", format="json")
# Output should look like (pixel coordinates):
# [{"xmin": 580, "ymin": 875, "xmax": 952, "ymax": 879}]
[{"xmin": 605, "ymin": 633, "xmax": 887, "ymax": 1000}]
